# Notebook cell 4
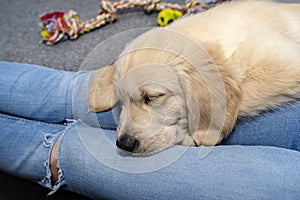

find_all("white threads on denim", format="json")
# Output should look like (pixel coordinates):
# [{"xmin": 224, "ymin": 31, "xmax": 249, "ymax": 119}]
[
  {"xmin": 39, "ymin": 121, "xmax": 77, "ymax": 195},
  {"xmin": 42, "ymin": 132, "xmax": 54, "ymax": 148}
]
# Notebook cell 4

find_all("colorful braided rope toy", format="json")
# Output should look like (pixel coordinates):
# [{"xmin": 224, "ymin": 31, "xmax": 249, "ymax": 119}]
[{"xmin": 39, "ymin": 0, "xmax": 223, "ymax": 45}]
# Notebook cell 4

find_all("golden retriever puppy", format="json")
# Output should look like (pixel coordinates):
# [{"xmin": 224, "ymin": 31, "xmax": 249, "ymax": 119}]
[{"xmin": 88, "ymin": 0, "xmax": 300, "ymax": 154}]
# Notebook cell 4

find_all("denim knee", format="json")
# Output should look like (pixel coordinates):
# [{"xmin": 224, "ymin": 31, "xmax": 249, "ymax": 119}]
[{"xmin": 0, "ymin": 113, "xmax": 67, "ymax": 191}]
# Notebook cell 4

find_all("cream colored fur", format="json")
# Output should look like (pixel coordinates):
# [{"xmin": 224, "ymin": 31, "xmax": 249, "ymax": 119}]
[{"xmin": 88, "ymin": 0, "xmax": 300, "ymax": 153}]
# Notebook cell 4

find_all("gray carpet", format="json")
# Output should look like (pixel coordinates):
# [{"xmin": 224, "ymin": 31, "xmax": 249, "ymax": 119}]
[
  {"xmin": 0, "ymin": 0, "xmax": 168, "ymax": 71},
  {"xmin": 0, "ymin": 0, "xmax": 298, "ymax": 70},
  {"xmin": 0, "ymin": 0, "xmax": 299, "ymax": 199}
]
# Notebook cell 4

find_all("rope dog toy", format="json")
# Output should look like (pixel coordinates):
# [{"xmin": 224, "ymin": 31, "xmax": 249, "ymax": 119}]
[{"xmin": 39, "ymin": 0, "xmax": 223, "ymax": 45}]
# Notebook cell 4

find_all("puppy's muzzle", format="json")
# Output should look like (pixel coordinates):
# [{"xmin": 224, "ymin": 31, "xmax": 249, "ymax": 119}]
[{"xmin": 116, "ymin": 135, "xmax": 139, "ymax": 152}]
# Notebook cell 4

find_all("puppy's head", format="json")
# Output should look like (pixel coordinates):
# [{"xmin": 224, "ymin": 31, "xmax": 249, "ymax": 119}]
[{"xmin": 89, "ymin": 28, "xmax": 242, "ymax": 154}]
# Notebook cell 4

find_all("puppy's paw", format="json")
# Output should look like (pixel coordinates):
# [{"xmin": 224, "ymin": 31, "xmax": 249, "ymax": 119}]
[{"xmin": 192, "ymin": 130, "xmax": 224, "ymax": 146}]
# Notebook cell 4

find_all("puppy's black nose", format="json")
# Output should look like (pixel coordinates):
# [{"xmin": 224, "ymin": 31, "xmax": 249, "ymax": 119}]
[{"xmin": 116, "ymin": 135, "xmax": 139, "ymax": 152}]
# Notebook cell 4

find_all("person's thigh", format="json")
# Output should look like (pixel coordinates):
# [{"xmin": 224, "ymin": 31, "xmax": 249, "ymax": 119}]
[
  {"xmin": 222, "ymin": 101, "xmax": 300, "ymax": 151},
  {"xmin": 1, "ymin": 112, "xmax": 299, "ymax": 199},
  {"xmin": 0, "ymin": 61, "xmax": 119, "ymax": 129},
  {"xmin": 58, "ymin": 121, "xmax": 300, "ymax": 199},
  {"xmin": 0, "ymin": 62, "xmax": 75, "ymax": 123}
]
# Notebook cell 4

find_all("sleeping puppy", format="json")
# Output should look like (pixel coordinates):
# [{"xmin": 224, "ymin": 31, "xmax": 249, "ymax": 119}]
[{"xmin": 88, "ymin": 0, "xmax": 300, "ymax": 154}]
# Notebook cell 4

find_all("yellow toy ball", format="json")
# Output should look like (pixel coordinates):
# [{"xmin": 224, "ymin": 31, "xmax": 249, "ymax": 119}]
[{"xmin": 157, "ymin": 8, "xmax": 183, "ymax": 27}]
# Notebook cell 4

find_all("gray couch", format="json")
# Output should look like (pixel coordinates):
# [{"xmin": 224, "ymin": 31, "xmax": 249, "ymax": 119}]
[{"xmin": 0, "ymin": 0, "xmax": 298, "ymax": 199}]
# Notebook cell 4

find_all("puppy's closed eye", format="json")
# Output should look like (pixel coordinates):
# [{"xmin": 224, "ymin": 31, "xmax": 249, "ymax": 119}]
[{"xmin": 142, "ymin": 93, "xmax": 166, "ymax": 105}]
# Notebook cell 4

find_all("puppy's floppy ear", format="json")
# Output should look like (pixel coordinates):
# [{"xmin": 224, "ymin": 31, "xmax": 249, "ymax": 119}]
[
  {"xmin": 88, "ymin": 65, "xmax": 117, "ymax": 112},
  {"xmin": 177, "ymin": 45, "xmax": 242, "ymax": 146}
]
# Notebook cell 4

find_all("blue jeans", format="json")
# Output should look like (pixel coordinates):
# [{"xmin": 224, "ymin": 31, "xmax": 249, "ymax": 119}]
[{"xmin": 0, "ymin": 62, "xmax": 299, "ymax": 199}]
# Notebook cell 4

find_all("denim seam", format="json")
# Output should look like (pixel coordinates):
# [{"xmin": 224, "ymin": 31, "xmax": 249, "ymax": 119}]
[{"xmin": 66, "ymin": 74, "xmax": 74, "ymax": 120}]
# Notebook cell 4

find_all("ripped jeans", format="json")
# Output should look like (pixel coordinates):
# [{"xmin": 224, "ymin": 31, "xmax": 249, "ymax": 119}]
[{"xmin": 0, "ymin": 62, "xmax": 299, "ymax": 200}]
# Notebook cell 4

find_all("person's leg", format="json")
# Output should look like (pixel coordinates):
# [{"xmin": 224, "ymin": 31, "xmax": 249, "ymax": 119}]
[
  {"xmin": 1, "ymin": 112, "xmax": 299, "ymax": 199},
  {"xmin": 0, "ymin": 62, "xmax": 75, "ymax": 123},
  {"xmin": 0, "ymin": 61, "xmax": 119, "ymax": 129},
  {"xmin": 53, "ymin": 120, "xmax": 300, "ymax": 199},
  {"xmin": 222, "ymin": 101, "xmax": 300, "ymax": 151},
  {"xmin": 0, "ymin": 112, "xmax": 67, "ymax": 193}
]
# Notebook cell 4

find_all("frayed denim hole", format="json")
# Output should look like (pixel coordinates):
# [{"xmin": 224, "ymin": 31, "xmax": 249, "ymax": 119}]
[
  {"xmin": 47, "ymin": 120, "xmax": 78, "ymax": 195},
  {"xmin": 39, "ymin": 128, "xmax": 68, "ymax": 194}
]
